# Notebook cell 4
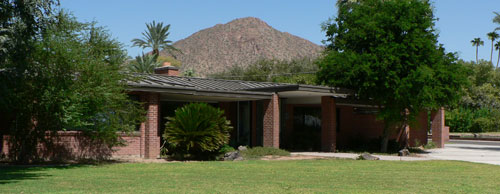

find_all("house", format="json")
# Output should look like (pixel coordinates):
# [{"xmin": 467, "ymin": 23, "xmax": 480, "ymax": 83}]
[{"xmin": 1, "ymin": 63, "xmax": 448, "ymax": 159}]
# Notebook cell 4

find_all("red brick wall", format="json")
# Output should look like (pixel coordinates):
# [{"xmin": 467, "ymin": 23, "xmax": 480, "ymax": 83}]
[
  {"xmin": 2, "ymin": 132, "xmax": 142, "ymax": 160},
  {"xmin": 409, "ymin": 111, "xmax": 428, "ymax": 147},
  {"xmin": 431, "ymin": 108, "xmax": 446, "ymax": 148},
  {"xmin": 263, "ymin": 94, "xmax": 280, "ymax": 148},
  {"xmin": 335, "ymin": 105, "xmax": 386, "ymax": 148},
  {"xmin": 321, "ymin": 96, "xmax": 336, "ymax": 152}
]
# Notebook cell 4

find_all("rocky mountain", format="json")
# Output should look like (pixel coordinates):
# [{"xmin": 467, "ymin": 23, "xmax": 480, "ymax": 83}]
[{"xmin": 161, "ymin": 17, "xmax": 323, "ymax": 76}]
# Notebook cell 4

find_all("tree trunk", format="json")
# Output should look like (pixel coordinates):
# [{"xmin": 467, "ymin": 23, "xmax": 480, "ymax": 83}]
[
  {"xmin": 497, "ymin": 50, "xmax": 500, "ymax": 68},
  {"xmin": 491, "ymin": 40, "xmax": 494, "ymax": 63},
  {"xmin": 476, "ymin": 46, "xmax": 479, "ymax": 63},
  {"xmin": 380, "ymin": 125, "xmax": 389, "ymax": 153}
]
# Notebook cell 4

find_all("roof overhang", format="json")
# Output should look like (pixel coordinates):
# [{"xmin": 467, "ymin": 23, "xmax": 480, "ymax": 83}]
[{"xmin": 127, "ymin": 83, "xmax": 272, "ymax": 100}]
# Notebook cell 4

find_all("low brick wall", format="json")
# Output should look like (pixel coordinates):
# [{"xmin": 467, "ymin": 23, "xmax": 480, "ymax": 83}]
[{"xmin": 1, "ymin": 131, "xmax": 142, "ymax": 161}]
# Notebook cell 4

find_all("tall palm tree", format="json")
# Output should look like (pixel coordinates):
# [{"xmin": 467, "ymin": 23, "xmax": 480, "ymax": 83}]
[
  {"xmin": 471, "ymin": 38, "xmax": 484, "ymax": 63},
  {"xmin": 128, "ymin": 54, "xmax": 160, "ymax": 73},
  {"xmin": 494, "ymin": 12, "xmax": 500, "ymax": 31},
  {"xmin": 495, "ymin": 41, "xmax": 500, "ymax": 68},
  {"xmin": 487, "ymin": 32, "xmax": 499, "ymax": 63},
  {"xmin": 131, "ymin": 21, "xmax": 179, "ymax": 56}
]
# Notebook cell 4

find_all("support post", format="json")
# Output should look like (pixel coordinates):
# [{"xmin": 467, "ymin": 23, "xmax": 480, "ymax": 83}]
[
  {"xmin": 321, "ymin": 96, "xmax": 337, "ymax": 152},
  {"xmin": 263, "ymin": 94, "xmax": 280, "ymax": 148}
]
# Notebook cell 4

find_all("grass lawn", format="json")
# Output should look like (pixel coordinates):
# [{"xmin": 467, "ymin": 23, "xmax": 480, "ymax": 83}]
[{"xmin": 1, "ymin": 159, "xmax": 500, "ymax": 193}]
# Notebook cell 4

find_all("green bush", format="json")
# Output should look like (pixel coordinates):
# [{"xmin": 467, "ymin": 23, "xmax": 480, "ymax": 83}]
[
  {"xmin": 240, "ymin": 147, "xmax": 290, "ymax": 160},
  {"xmin": 447, "ymin": 107, "xmax": 500, "ymax": 133},
  {"xmin": 219, "ymin": 144, "xmax": 236, "ymax": 154},
  {"xmin": 163, "ymin": 103, "xmax": 233, "ymax": 159}
]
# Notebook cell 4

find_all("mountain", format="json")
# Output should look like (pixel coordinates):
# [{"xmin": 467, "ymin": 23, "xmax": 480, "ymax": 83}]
[{"xmin": 161, "ymin": 17, "xmax": 324, "ymax": 76}]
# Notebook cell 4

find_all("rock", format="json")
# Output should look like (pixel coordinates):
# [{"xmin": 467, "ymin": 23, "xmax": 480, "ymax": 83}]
[
  {"xmin": 233, "ymin": 156, "xmax": 244, "ymax": 161},
  {"xmin": 238, "ymin": 146, "xmax": 247, "ymax": 151},
  {"xmin": 224, "ymin": 151, "xmax": 241, "ymax": 161},
  {"xmin": 358, "ymin": 153, "xmax": 379, "ymax": 160},
  {"xmin": 398, "ymin": 149, "xmax": 410, "ymax": 156}
]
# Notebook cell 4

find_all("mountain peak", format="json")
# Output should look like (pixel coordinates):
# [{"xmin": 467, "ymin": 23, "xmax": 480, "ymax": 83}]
[{"xmin": 162, "ymin": 17, "xmax": 323, "ymax": 77}]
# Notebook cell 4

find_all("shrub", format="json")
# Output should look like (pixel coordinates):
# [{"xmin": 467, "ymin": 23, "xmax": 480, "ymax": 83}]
[
  {"xmin": 219, "ymin": 144, "xmax": 236, "ymax": 154},
  {"xmin": 240, "ymin": 147, "xmax": 290, "ymax": 160},
  {"xmin": 424, "ymin": 142, "xmax": 436, "ymax": 149},
  {"xmin": 163, "ymin": 103, "xmax": 233, "ymax": 159}
]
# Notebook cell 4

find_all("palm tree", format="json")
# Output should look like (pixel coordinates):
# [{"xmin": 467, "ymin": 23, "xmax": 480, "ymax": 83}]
[
  {"xmin": 495, "ymin": 41, "xmax": 500, "ymax": 68},
  {"xmin": 128, "ymin": 54, "xmax": 160, "ymax": 73},
  {"xmin": 487, "ymin": 32, "xmax": 499, "ymax": 63},
  {"xmin": 131, "ymin": 21, "xmax": 179, "ymax": 56},
  {"xmin": 494, "ymin": 12, "xmax": 500, "ymax": 31},
  {"xmin": 471, "ymin": 38, "xmax": 484, "ymax": 63}
]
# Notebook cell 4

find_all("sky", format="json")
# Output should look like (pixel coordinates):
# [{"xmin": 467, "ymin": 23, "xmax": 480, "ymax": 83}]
[{"xmin": 60, "ymin": 0, "xmax": 500, "ymax": 62}]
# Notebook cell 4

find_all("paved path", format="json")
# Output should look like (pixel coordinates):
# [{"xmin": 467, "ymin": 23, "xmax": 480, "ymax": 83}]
[
  {"xmin": 427, "ymin": 139, "xmax": 500, "ymax": 165},
  {"xmin": 291, "ymin": 152, "xmax": 432, "ymax": 161}
]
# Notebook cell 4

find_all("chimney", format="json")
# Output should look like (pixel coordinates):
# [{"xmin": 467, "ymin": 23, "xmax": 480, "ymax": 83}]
[{"xmin": 154, "ymin": 62, "xmax": 179, "ymax": 76}]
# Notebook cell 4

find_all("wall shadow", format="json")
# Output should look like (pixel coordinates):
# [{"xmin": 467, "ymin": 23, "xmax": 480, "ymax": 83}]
[{"xmin": 0, "ymin": 164, "xmax": 87, "ymax": 185}]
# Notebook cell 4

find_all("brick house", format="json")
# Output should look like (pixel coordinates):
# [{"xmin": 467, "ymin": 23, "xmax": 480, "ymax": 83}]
[{"xmin": 1, "ymin": 64, "xmax": 448, "ymax": 159}]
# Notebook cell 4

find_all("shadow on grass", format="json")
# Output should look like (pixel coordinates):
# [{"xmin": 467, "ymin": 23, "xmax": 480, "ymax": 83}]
[{"xmin": 0, "ymin": 160, "xmax": 122, "ymax": 185}]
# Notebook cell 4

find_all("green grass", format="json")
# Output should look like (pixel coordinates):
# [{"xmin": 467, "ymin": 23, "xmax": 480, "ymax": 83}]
[
  {"xmin": 1, "ymin": 160, "xmax": 500, "ymax": 193},
  {"xmin": 240, "ymin": 147, "xmax": 290, "ymax": 159}
]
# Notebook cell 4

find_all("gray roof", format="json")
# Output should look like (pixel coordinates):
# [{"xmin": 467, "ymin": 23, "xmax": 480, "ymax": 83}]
[{"xmin": 127, "ymin": 74, "xmax": 351, "ymax": 98}]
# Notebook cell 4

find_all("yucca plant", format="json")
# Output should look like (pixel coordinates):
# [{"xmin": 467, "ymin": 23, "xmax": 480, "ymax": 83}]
[{"xmin": 163, "ymin": 103, "xmax": 232, "ymax": 158}]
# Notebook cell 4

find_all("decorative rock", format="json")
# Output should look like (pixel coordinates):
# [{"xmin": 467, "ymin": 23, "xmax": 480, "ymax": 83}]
[
  {"xmin": 398, "ymin": 149, "xmax": 410, "ymax": 156},
  {"xmin": 233, "ymin": 156, "xmax": 244, "ymax": 161},
  {"xmin": 224, "ymin": 151, "xmax": 241, "ymax": 161},
  {"xmin": 358, "ymin": 153, "xmax": 379, "ymax": 160},
  {"xmin": 238, "ymin": 146, "xmax": 247, "ymax": 151}
]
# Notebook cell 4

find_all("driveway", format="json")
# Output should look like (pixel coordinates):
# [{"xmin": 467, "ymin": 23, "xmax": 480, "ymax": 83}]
[{"xmin": 427, "ymin": 139, "xmax": 500, "ymax": 165}]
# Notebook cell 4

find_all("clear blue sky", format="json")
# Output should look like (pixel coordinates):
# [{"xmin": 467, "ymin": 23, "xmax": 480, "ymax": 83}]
[{"xmin": 61, "ymin": 0, "xmax": 500, "ymax": 62}]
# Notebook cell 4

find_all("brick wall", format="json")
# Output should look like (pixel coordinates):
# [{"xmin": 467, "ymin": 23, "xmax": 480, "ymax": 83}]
[
  {"xmin": 409, "ymin": 111, "xmax": 429, "ymax": 147},
  {"xmin": 321, "ymin": 96, "xmax": 336, "ymax": 152},
  {"xmin": 1, "ymin": 132, "xmax": 142, "ymax": 160},
  {"xmin": 263, "ymin": 94, "xmax": 280, "ymax": 148},
  {"xmin": 431, "ymin": 108, "xmax": 446, "ymax": 148}
]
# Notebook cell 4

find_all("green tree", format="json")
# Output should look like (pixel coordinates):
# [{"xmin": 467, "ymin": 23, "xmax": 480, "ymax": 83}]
[
  {"xmin": 487, "ymin": 32, "xmax": 499, "ymax": 63},
  {"xmin": 471, "ymin": 37, "xmax": 484, "ymax": 63},
  {"xmin": 1, "ymin": 5, "xmax": 144, "ymax": 163},
  {"xmin": 128, "ymin": 53, "xmax": 160, "ymax": 73},
  {"xmin": 163, "ymin": 103, "xmax": 232, "ymax": 159},
  {"xmin": 317, "ymin": 0, "xmax": 467, "ymax": 152},
  {"xmin": 131, "ymin": 21, "xmax": 179, "ymax": 56},
  {"xmin": 211, "ymin": 58, "xmax": 318, "ymax": 85}
]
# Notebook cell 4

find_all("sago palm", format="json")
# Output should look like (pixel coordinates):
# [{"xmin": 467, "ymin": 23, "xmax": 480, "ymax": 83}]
[
  {"xmin": 131, "ymin": 21, "xmax": 179, "ymax": 56},
  {"xmin": 495, "ymin": 41, "xmax": 500, "ymax": 68},
  {"xmin": 128, "ymin": 54, "xmax": 160, "ymax": 73},
  {"xmin": 163, "ymin": 103, "xmax": 232, "ymax": 158},
  {"xmin": 471, "ymin": 38, "xmax": 484, "ymax": 63},
  {"xmin": 487, "ymin": 32, "xmax": 499, "ymax": 63}
]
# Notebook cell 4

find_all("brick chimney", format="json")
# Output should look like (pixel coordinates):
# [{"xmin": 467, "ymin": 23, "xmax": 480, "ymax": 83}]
[{"xmin": 154, "ymin": 62, "xmax": 179, "ymax": 76}]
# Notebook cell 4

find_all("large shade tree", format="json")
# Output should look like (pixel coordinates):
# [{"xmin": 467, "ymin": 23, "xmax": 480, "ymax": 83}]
[
  {"xmin": 317, "ymin": 0, "xmax": 467, "ymax": 152},
  {"xmin": 131, "ymin": 21, "xmax": 179, "ymax": 56},
  {"xmin": 0, "ymin": 1, "xmax": 144, "ymax": 163},
  {"xmin": 471, "ymin": 38, "xmax": 484, "ymax": 63}
]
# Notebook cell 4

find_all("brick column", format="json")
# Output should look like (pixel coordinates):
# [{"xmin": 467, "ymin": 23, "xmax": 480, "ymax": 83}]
[
  {"xmin": 263, "ymin": 94, "xmax": 280, "ymax": 148},
  {"xmin": 321, "ymin": 96, "xmax": 336, "ymax": 152},
  {"xmin": 141, "ymin": 93, "xmax": 160, "ymax": 159},
  {"xmin": 431, "ymin": 107, "xmax": 445, "ymax": 148}
]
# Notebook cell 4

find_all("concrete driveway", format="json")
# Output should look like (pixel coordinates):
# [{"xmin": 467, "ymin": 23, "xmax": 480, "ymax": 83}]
[{"xmin": 427, "ymin": 139, "xmax": 500, "ymax": 165}]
